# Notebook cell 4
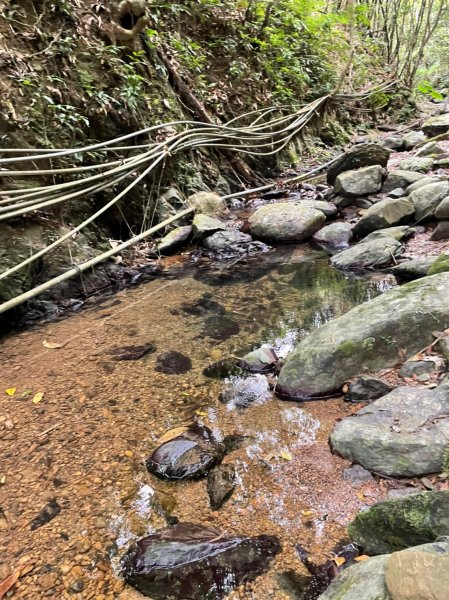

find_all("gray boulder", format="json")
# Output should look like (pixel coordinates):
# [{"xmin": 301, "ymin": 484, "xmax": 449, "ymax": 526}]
[
  {"xmin": 155, "ymin": 226, "xmax": 192, "ymax": 254},
  {"xmin": 334, "ymin": 165, "xmax": 386, "ymax": 197},
  {"xmin": 312, "ymin": 222, "xmax": 353, "ymax": 249},
  {"xmin": 415, "ymin": 141, "xmax": 445, "ymax": 156},
  {"xmin": 392, "ymin": 256, "xmax": 439, "ymax": 280},
  {"xmin": 327, "ymin": 143, "xmax": 390, "ymax": 185},
  {"xmin": 407, "ymin": 175, "xmax": 446, "ymax": 193},
  {"xmin": 435, "ymin": 196, "xmax": 449, "ymax": 219},
  {"xmin": 330, "ymin": 383, "xmax": 449, "ymax": 477},
  {"xmin": 295, "ymin": 199, "xmax": 337, "ymax": 218},
  {"xmin": 399, "ymin": 357, "xmax": 443, "ymax": 379},
  {"xmin": 345, "ymin": 376, "xmax": 392, "ymax": 403},
  {"xmin": 402, "ymin": 130, "xmax": 427, "ymax": 150},
  {"xmin": 317, "ymin": 555, "xmax": 390, "ymax": 600},
  {"xmin": 192, "ymin": 214, "xmax": 226, "ymax": 239},
  {"xmin": 330, "ymin": 237, "xmax": 403, "ymax": 270},
  {"xmin": 431, "ymin": 222, "xmax": 449, "ymax": 241},
  {"xmin": 203, "ymin": 230, "xmax": 252, "ymax": 252},
  {"xmin": 188, "ymin": 191, "xmax": 227, "ymax": 216},
  {"xmin": 276, "ymin": 273, "xmax": 449, "ymax": 400},
  {"xmin": 381, "ymin": 136, "xmax": 404, "ymax": 150},
  {"xmin": 249, "ymin": 203, "xmax": 325, "ymax": 242},
  {"xmin": 362, "ymin": 226, "xmax": 414, "ymax": 242},
  {"xmin": 353, "ymin": 198, "xmax": 414, "ymax": 237},
  {"xmin": 348, "ymin": 491, "xmax": 449, "ymax": 554},
  {"xmin": 399, "ymin": 157, "xmax": 434, "ymax": 172},
  {"xmin": 408, "ymin": 181, "xmax": 449, "ymax": 221},
  {"xmin": 422, "ymin": 113, "xmax": 449, "ymax": 137},
  {"xmin": 382, "ymin": 170, "xmax": 426, "ymax": 193}
]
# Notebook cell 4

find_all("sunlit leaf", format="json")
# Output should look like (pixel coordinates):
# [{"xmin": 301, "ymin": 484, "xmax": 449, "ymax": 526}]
[
  {"xmin": 5, "ymin": 388, "xmax": 16, "ymax": 396},
  {"xmin": 32, "ymin": 392, "xmax": 44, "ymax": 405},
  {"xmin": 157, "ymin": 426, "xmax": 189, "ymax": 445},
  {"xmin": 334, "ymin": 556, "xmax": 346, "ymax": 567},
  {"xmin": 280, "ymin": 449, "xmax": 292, "ymax": 461},
  {"xmin": 43, "ymin": 340, "xmax": 64, "ymax": 349},
  {"xmin": 195, "ymin": 410, "xmax": 208, "ymax": 417},
  {"xmin": 354, "ymin": 555, "xmax": 370, "ymax": 562}
]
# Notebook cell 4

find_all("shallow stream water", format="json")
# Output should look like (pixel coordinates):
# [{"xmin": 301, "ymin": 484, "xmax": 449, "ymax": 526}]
[{"xmin": 1, "ymin": 244, "xmax": 395, "ymax": 599}]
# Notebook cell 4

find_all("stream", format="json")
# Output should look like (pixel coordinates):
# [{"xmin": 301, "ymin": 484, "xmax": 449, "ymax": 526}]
[{"xmin": 1, "ymin": 244, "xmax": 395, "ymax": 599}]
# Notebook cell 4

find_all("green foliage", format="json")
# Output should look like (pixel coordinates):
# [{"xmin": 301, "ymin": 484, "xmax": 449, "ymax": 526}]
[{"xmin": 416, "ymin": 81, "xmax": 445, "ymax": 102}]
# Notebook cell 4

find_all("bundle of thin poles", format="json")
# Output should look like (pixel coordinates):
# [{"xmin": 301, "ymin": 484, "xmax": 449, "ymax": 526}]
[{"xmin": 0, "ymin": 81, "xmax": 397, "ymax": 314}]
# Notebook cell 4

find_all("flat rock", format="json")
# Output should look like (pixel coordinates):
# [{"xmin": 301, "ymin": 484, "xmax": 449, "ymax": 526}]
[
  {"xmin": 348, "ymin": 491, "xmax": 449, "ymax": 554},
  {"xmin": 406, "ymin": 175, "xmax": 446, "ymax": 193},
  {"xmin": 249, "ymin": 203, "xmax": 325, "ymax": 242},
  {"xmin": 295, "ymin": 199, "xmax": 338, "ymax": 218},
  {"xmin": 207, "ymin": 464, "xmax": 237, "ymax": 510},
  {"xmin": 392, "ymin": 257, "xmax": 438, "ymax": 280},
  {"xmin": 146, "ymin": 423, "xmax": 224, "ymax": 480},
  {"xmin": 330, "ymin": 237, "xmax": 403, "ymax": 270},
  {"xmin": 108, "ymin": 343, "xmax": 156, "ymax": 361},
  {"xmin": 327, "ymin": 144, "xmax": 390, "ymax": 185},
  {"xmin": 330, "ymin": 384, "xmax": 449, "ymax": 477},
  {"xmin": 422, "ymin": 113, "xmax": 449, "ymax": 137},
  {"xmin": 399, "ymin": 358, "xmax": 442, "ymax": 378},
  {"xmin": 353, "ymin": 198, "xmax": 414, "ymax": 237},
  {"xmin": 155, "ymin": 351, "xmax": 192, "ymax": 374},
  {"xmin": 155, "ymin": 226, "xmax": 192, "ymax": 254},
  {"xmin": 408, "ymin": 181, "xmax": 449, "ymax": 221},
  {"xmin": 312, "ymin": 222, "xmax": 353, "ymax": 249},
  {"xmin": 362, "ymin": 226, "xmax": 414, "ymax": 242},
  {"xmin": 334, "ymin": 165, "xmax": 386, "ymax": 197},
  {"xmin": 382, "ymin": 170, "xmax": 426, "ymax": 193},
  {"xmin": 345, "ymin": 376, "xmax": 392, "ymax": 403},
  {"xmin": 415, "ymin": 141, "xmax": 446, "ymax": 157},
  {"xmin": 343, "ymin": 464, "xmax": 374, "ymax": 482},
  {"xmin": 399, "ymin": 157, "xmax": 434, "ymax": 172},
  {"xmin": 122, "ymin": 522, "xmax": 281, "ymax": 599},
  {"xmin": 382, "ymin": 136, "xmax": 404, "ymax": 151},
  {"xmin": 192, "ymin": 214, "xmax": 226, "ymax": 239},
  {"xmin": 277, "ymin": 273, "xmax": 449, "ymax": 400}
]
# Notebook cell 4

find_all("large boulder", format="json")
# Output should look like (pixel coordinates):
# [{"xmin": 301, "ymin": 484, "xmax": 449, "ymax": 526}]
[
  {"xmin": 422, "ymin": 113, "xmax": 449, "ymax": 137},
  {"xmin": 406, "ymin": 175, "xmax": 446, "ymax": 193},
  {"xmin": 317, "ymin": 555, "xmax": 390, "ymax": 600},
  {"xmin": 334, "ymin": 165, "xmax": 386, "ymax": 197},
  {"xmin": 382, "ymin": 170, "xmax": 426, "ymax": 193},
  {"xmin": 327, "ymin": 144, "xmax": 390, "ymax": 185},
  {"xmin": 122, "ymin": 522, "xmax": 281, "ymax": 599},
  {"xmin": 408, "ymin": 181, "xmax": 449, "ymax": 221},
  {"xmin": 276, "ymin": 273, "xmax": 449, "ymax": 400},
  {"xmin": 187, "ymin": 191, "xmax": 227, "ymax": 216},
  {"xmin": 330, "ymin": 383, "xmax": 449, "ymax": 476},
  {"xmin": 330, "ymin": 237, "xmax": 403, "ymax": 270},
  {"xmin": 348, "ymin": 491, "xmax": 449, "ymax": 555},
  {"xmin": 249, "ymin": 203, "xmax": 325, "ymax": 242},
  {"xmin": 353, "ymin": 198, "xmax": 414, "ymax": 237},
  {"xmin": 312, "ymin": 222, "xmax": 353, "ymax": 249}
]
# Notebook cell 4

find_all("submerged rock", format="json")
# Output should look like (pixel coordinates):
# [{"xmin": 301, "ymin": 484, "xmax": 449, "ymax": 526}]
[
  {"xmin": 203, "ymin": 315, "xmax": 240, "ymax": 341},
  {"xmin": 422, "ymin": 113, "xmax": 449, "ymax": 137},
  {"xmin": 330, "ymin": 237, "xmax": 403, "ymax": 270},
  {"xmin": 220, "ymin": 374, "xmax": 271, "ymax": 408},
  {"xmin": 180, "ymin": 294, "xmax": 226, "ymax": 317},
  {"xmin": 352, "ymin": 198, "xmax": 414, "ymax": 237},
  {"xmin": 207, "ymin": 464, "xmax": 237, "ymax": 510},
  {"xmin": 312, "ymin": 222, "xmax": 353, "ymax": 249},
  {"xmin": 345, "ymin": 376, "xmax": 392, "ymax": 403},
  {"xmin": 327, "ymin": 144, "xmax": 390, "ymax": 185},
  {"xmin": 146, "ymin": 423, "xmax": 224, "ymax": 480},
  {"xmin": 276, "ymin": 273, "xmax": 449, "ymax": 399},
  {"xmin": 108, "ymin": 343, "xmax": 156, "ymax": 361},
  {"xmin": 408, "ymin": 181, "xmax": 449, "ymax": 221},
  {"xmin": 122, "ymin": 522, "xmax": 281, "ymax": 599},
  {"xmin": 334, "ymin": 165, "xmax": 386, "ymax": 197},
  {"xmin": 155, "ymin": 351, "xmax": 192, "ymax": 374},
  {"xmin": 249, "ymin": 203, "xmax": 325, "ymax": 242},
  {"xmin": 348, "ymin": 491, "xmax": 449, "ymax": 555},
  {"xmin": 330, "ymin": 383, "xmax": 449, "ymax": 476},
  {"xmin": 155, "ymin": 226, "xmax": 192, "ymax": 254},
  {"xmin": 203, "ymin": 359, "xmax": 242, "ymax": 379}
]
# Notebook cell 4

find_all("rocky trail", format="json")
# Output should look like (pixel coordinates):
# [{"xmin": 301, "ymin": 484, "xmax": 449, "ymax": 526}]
[{"xmin": 2, "ymin": 110, "xmax": 449, "ymax": 600}]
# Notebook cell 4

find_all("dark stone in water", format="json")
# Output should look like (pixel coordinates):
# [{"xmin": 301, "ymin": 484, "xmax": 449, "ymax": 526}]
[
  {"xmin": 180, "ymin": 295, "xmax": 226, "ymax": 317},
  {"xmin": 121, "ymin": 522, "xmax": 281, "ymax": 599},
  {"xmin": 207, "ymin": 464, "xmax": 237, "ymax": 510},
  {"xmin": 203, "ymin": 315, "xmax": 240, "ymax": 341},
  {"xmin": 155, "ymin": 351, "xmax": 192, "ymax": 374},
  {"xmin": 146, "ymin": 423, "xmax": 224, "ymax": 480},
  {"xmin": 202, "ymin": 358, "xmax": 242, "ymax": 378},
  {"xmin": 222, "ymin": 433, "xmax": 252, "ymax": 454},
  {"xmin": 108, "ymin": 343, "xmax": 156, "ymax": 361},
  {"xmin": 30, "ymin": 499, "xmax": 61, "ymax": 530}
]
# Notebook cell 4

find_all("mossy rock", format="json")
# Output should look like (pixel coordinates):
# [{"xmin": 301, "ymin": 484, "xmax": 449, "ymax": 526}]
[{"xmin": 428, "ymin": 254, "xmax": 449, "ymax": 275}]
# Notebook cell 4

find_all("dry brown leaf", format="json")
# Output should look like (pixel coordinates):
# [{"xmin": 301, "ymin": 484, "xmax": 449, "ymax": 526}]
[
  {"xmin": 0, "ymin": 562, "xmax": 30, "ymax": 599},
  {"xmin": 157, "ymin": 426, "xmax": 189, "ymax": 445}
]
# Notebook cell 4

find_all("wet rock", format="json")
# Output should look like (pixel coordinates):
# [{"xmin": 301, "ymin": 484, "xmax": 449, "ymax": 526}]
[
  {"xmin": 207, "ymin": 464, "xmax": 237, "ymax": 510},
  {"xmin": 155, "ymin": 226, "xmax": 192, "ymax": 254},
  {"xmin": 399, "ymin": 358, "xmax": 443, "ymax": 378},
  {"xmin": 402, "ymin": 130, "xmax": 427, "ymax": 150},
  {"xmin": 362, "ymin": 225, "xmax": 414, "ymax": 242},
  {"xmin": 238, "ymin": 347, "xmax": 278, "ymax": 373},
  {"xmin": 203, "ymin": 230, "xmax": 253, "ymax": 252},
  {"xmin": 415, "ymin": 141, "xmax": 446, "ymax": 156},
  {"xmin": 348, "ymin": 491, "xmax": 449, "ymax": 554},
  {"xmin": 192, "ymin": 214, "xmax": 226, "ymax": 239},
  {"xmin": 30, "ymin": 499, "xmax": 61, "ymax": 530},
  {"xmin": 312, "ymin": 222, "xmax": 353, "ymax": 249},
  {"xmin": 220, "ymin": 374, "xmax": 271, "ymax": 408},
  {"xmin": 108, "ymin": 343, "xmax": 156, "ymax": 361},
  {"xmin": 249, "ymin": 203, "xmax": 325, "ymax": 242},
  {"xmin": 277, "ymin": 273, "xmax": 449, "ymax": 400},
  {"xmin": 121, "ymin": 522, "xmax": 281, "ymax": 599},
  {"xmin": 317, "ymin": 555, "xmax": 389, "ymax": 600},
  {"xmin": 345, "ymin": 376, "xmax": 392, "ymax": 403},
  {"xmin": 327, "ymin": 144, "xmax": 390, "ymax": 185},
  {"xmin": 435, "ymin": 196, "xmax": 449, "ymax": 219},
  {"xmin": 146, "ymin": 423, "xmax": 224, "ymax": 480},
  {"xmin": 295, "ymin": 199, "xmax": 338, "ymax": 218},
  {"xmin": 399, "ymin": 157, "xmax": 434, "ymax": 172},
  {"xmin": 382, "ymin": 170, "xmax": 426, "ymax": 193},
  {"xmin": 155, "ymin": 351, "xmax": 192, "ymax": 374},
  {"xmin": 187, "ymin": 192, "xmax": 227, "ymax": 216},
  {"xmin": 392, "ymin": 256, "xmax": 440, "ymax": 280},
  {"xmin": 330, "ymin": 237, "xmax": 403, "ymax": 270},
  {"xmin": 180, "ymin": 294, "xmax": 225, "ymax": 317},
  {"xmin": 203, "ymin": 315, "xmax": 240, "ymax": 341},
  {"xmin": 203, "ymin": 359, "xmax": 242, "ymax": 379},
  {"xmin": 330, "ymin": 382, "xmax": 449, "ymax": 476},
  {"xmin": 334, "ymin": 165, "xmax": 386, "ymax": 197},
  {"xmin": 343, "ymin": 464, "xmax": 374, "ymax": 483},
  {"xmin": 408, "ymin": 181, "xmax": 449, "ymax": 221},
  {"xmin": 352, "ymin": 198, "xmax": 414, "ymax": 237},
  {"xmin": 431, "ymin": 222, "xmax": 449, "ymax": 241},
  {"xmin": 422, "ymin": 113, "xmax": 449, "ymax": 137}
]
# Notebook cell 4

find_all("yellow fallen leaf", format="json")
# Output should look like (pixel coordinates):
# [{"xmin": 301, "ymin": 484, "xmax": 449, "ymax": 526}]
[
  {"xmin": 32, "ymin": 392, "xmax": 44, "ymax": 405},
  {"xmin": 0, "ymin": 475, "xmax": 5, "ymax": 485},
  {"xmin": 357, "ymin": 491, "xmax": 365, "ymax": 500},
  {"xmin": 301, "ymin": 510, "xmax": 314, "ymax": 517},
  {"xmin": 157, "ymin": 426, "xmax": 189, "ymax": 445},
  {"xmin": 280, "ymin": 449, "xmax": 292, "ymax": 461},
  {"xmin": 195, "ymin": 410, "xmax": 208, "ymax": 417},
  {"xmin": 334, "ymin": 556, "xmax": 346, "ymax": 567},
  {"xmin": 5, "ymin": 388, "xmax": 16, "ymax": 396},
  {"xmin": 354, "ymin": 555, "xmax": 370, "ymax": 562},
  {"xmin": 43, "ymin": 340, "xmax": 64, "ymax": 349},
  {"xmin": 124, "ymin": 450, "xmax": 134, "ymax": 458}
]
